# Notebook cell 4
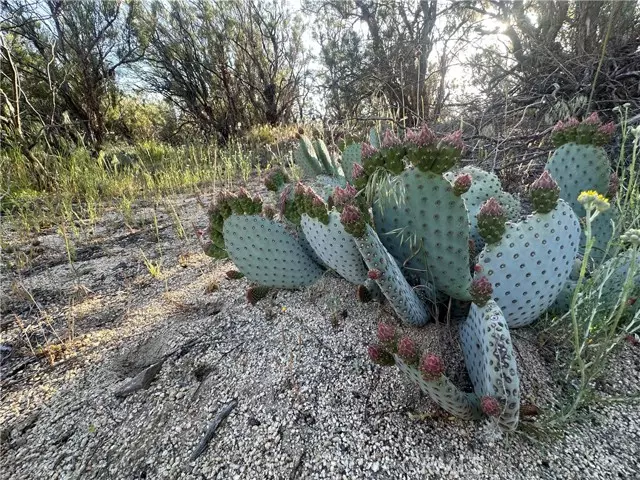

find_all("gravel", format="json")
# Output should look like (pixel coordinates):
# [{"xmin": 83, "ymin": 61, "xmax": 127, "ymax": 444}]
[{"xmin": 1, "ymin": 193, "xmax": 639, "ymax": 480}]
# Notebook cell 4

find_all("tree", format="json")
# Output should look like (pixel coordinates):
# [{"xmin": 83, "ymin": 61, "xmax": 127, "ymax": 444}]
[
  {"xmin": 1, "ymin": 0, "xmax": 148, "ymax": 148},
  {"xmin": 307, "ymin": 0, "xmax": 442, "ymax": 125},
  {"xmin": 139, "ymin": 0, "xmax": 310, "ymax": 143}
]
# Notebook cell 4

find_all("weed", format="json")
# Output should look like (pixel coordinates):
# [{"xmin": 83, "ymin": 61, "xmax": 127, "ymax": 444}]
[{"xmin": 140, "ymin": 249, "xmax": 163, "ymax": 279}]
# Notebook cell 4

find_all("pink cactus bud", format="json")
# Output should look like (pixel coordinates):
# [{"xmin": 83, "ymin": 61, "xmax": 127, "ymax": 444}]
[
  {"xmin": 368, "ymin": 344, "xmax": 395, "ymax": 366},
  {"xmin": 470, "ymin": 276, "xmax": 493, "ymax": 306},
  {"xmin": 311, "ymin": 194, "xmax": 325, "ymax": 208},
  {"xmin": 361, "ymin": 143, "xmax": 378, "ymax": 160},
  {"xmin": 440, "ymin": 130, "xmax": 464, "ymax": 150},
  {"xmin": 552, "ymin": 120, "xmax": 565, "ymax": 132},
  {"xmin": 598, "ymin": 121, "xmax": 615, "ymax": 136},
  {"xmin": 453, "ymin": 173, "xmax": 472, "ymax": 195},
  {"xmin": 352, "ymin": 162, "xmax": 365, "ymax": 179},
  {"xmin": 377, "ymin": 322, "xmax": 396, "ymax": 344},
  {"xmin": 368, "ymin": 269, "xmax": 383, "ymax": 280},
  {"xmin": 628, "ymin": 297, "xmax": 637, "ymax": 306},
  {"xmin": 565, "ymin": 117, "xmax": 579, "ymax": 129},
  {"xmin": 333, "ymin": 184, "xmax": 358, "ymax": 208},
  {"xmin": 340, "ymin": 204, "xmax": 361, "ymax": 224},
  {"xmin": 479, "ymin": 197, "xmax": 505, "ymax": 217},
  {"xmin": 530, "ymin": 171, "xmax": 560, "ymax": 213},
  {"xmin": 531, "ymin": 171, "xmax": 558, "ymax": 191},
  {"xmin": 405, "ymin": 126, "xmax": 435, "ymax": 147},
  {"xmin": 397, "ymin": 336, "xmax": 417, "ymax": 363},
  {"xmin": 583, "ymin": 112, "xmax": 601, "ymax": 126},
  {"xmin": 381, "ymin": 129, "xmax": 401, "ymax": 148},
  {"xmin": 474, "ymin": 264, "xmax": 483, "ymax": 273},
  {"xmin": 480, "ymin": 396, "xmax": 501, "ymax": 417},
  {"xmin": 420, "ymin": 353, "xmax": 444, "ymax": 381}
]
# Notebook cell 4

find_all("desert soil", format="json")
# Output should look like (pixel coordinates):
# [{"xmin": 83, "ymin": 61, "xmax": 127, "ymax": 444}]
[{"xmin": 1, "ymin": 190, "xmax": 639, "ymax": 480}]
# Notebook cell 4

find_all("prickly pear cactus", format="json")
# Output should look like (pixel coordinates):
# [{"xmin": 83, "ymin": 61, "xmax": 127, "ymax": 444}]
[
  {"xmin": 459, "ymin": 301, "xmax": 520, "ymax": 431},
  {"xmin": 395, "ymin": 355, "xmax": 482, "ymax": 420},
  {"xmin": 223, "ymin": 214, "xmax": 323, "ymax": 288},
  {"xmin": 354, "ymin": 225, "xmax": 430, "ymax": 326},
  {"xmin": 294, "ymin": 133, "xmax": 324, "ymax": 177},
  {"xmin": 373, "ymin": 170, "xmax": 473, "ymax": 300},
  {"xmin": 546, "ymin": 143, "xmax": 610, "ymax": 208},
  {"xmin": 591, "ymin": 250, "xmax": 640, "ymax": 322},
  {"xmin": 340, "ymin": 143, "xmax": 362, "ymax": 183},
  {"xmin": 300, "ymin": 211, "xmax": 368, "ymax": 284},
  {"xmin": 444, "ymin": 166, "xmax": 521, "ymax": 246},
  {"xmin": 546, "ymin": 115, "xmax": 617, "ymax": 263},
  {"xmin": 477, "ymin": 199, "xmax": 581, "ymax": 327}
]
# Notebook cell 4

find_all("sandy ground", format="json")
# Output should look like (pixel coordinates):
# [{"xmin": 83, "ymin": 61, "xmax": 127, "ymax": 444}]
[{"xmin": 1, "ymin": 191, "xmax": 639, "ymax": 480}]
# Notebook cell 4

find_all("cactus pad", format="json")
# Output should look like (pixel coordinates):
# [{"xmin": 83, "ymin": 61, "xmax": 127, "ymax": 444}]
[
  {"xmin": 459, "ymin": 301, "xmax": 520, "ymax": 431},
  {"xmin": 340, "ymin": 143, "xmax": 362, "ymax": 183},
  {"xmin": 354, "ymin": 225, "xmax": 430, "ymax": 326},
  {"xmin": 373, "ymin": 169, "xmax": 473, "ymax": 300},
  {"xmin": 300, "ymin": 211, "xmax": 368, "ymax": 284},
  {"xmin": 546, "ymin": 143, "xmax": 609, "ymax": 216},
  {"xmin": 223, "ymin": 214, "xmax": 323, "ymax": 288},
  {"xmin": 445, "ymin": 166, "xmax": 520, "ymax": 246},
  {"xmin": 477, "ymin": 199, "xmax": 581, "ymax": 327},
  {"xmin": 395, "ymin": 356, "xmax": 482, "ymax": 420}
]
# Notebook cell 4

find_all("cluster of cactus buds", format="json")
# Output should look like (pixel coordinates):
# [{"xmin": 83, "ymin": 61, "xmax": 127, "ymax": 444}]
[
  {"xmin": 397, "ymin": 336, "xmax": 418, "ymax": 365},
  {"xmin": 292, "ymin": 182, "xmax": 330, "ymax": 225},
  {"xmin": 264, "ymin": 166, "xmax": 289, "ymax": 192},
  {"xmin": 477, "ymin": 197, "xmax": 507, "ymax": 244},
  {"xmin": 205, "ymin": 189, "xmax": 264, "ymax": 259},
  {"xmin": 331, "ymin": 184, "xmax": 359, "ymax": 211},
  {"xmin": 340, "ymin": 204, "xmax": 368, "ymax": 238},
  {"xmin": 419, "ymin": 353, "xmax": 445, "ymax": 381},
  {"xmin": 470, "ymin": 276, "xmax": 493, "ymax": 306},
  {"xmin": 368, "ymin": 344, "xmax": 395, "ymax": 366},
  {"xmin": 480, "ymin": 396, "xmax": 502, "ymax": 417},
  {"xmin": 530, "ymin": 171, "xmax": 560, "ymax": 214},
  {"xmin": 246, "ymin": 286, "xmax": 270, "ymax": 305},
  {"xmin": 552, "ymin": 112, "xmax": 616, "ymax": 146},
  {"xmin": 453, "ymin": 173, "xmax": 472, "ymax": 196}
]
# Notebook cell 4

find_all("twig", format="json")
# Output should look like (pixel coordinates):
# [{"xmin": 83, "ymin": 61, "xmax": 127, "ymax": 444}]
[{"xmin": 189, "ymin": 399, "xmax": 238, "ymax": 461}]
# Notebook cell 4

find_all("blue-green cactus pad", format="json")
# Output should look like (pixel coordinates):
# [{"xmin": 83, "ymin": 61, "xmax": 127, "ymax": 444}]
[
  {"xmin": 546, "ymin": 142, "xmax": 613, "ymax": 264},
  {"xmin": 354, "ymin": 225, "xmax": 430, "ymax": 326},
  {"xmin": 394, "ymin": 356, "xmax": 482, "ymax": 420},
  {"xmin": 340, "ymin": 143, "xmax": 362, "ymax": 183},
  {"xmin": 546, "ymin": 143, "xmax": 609, "ymax": 214},
  {"xmin": 373, "ymin": 169, "xmax": 473, "ymax": 300},
  {"xmin": 589, "ymin": 207, "xmax": 617, "ymax": 263},
  {"xmin": 592, "ymin": 250, "xmax": 640, "ymax": 321},
  {"xmin": 444, "ymin": 166, "xmax": 521, "ymax": 246},
  {"xmin": 460, "ymin": 301, "xmax": 520, "ymax": 431},
  {"xmin": 223, "ymin": 214, "xmax": 323, "ymax": 288},
  {"xmin": 477, "ymin": 199, "xmax": 581, "ymax": 327},
  {"xmin": 300, "ymin": 211, "xmax": 368, "ymax": 284},
  {"xmin": 369, "ymin": 128, "xmax": 381, "ymax": 149},
  {"xmin": 294, "ymin": 136, "xmax": 324, "ymax": 176}
]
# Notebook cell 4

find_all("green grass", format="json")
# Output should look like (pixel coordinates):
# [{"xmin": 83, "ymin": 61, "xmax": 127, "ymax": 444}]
[{"xmin": 0, "ymin": 139, "xmax": 262, "ymax": 233}]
